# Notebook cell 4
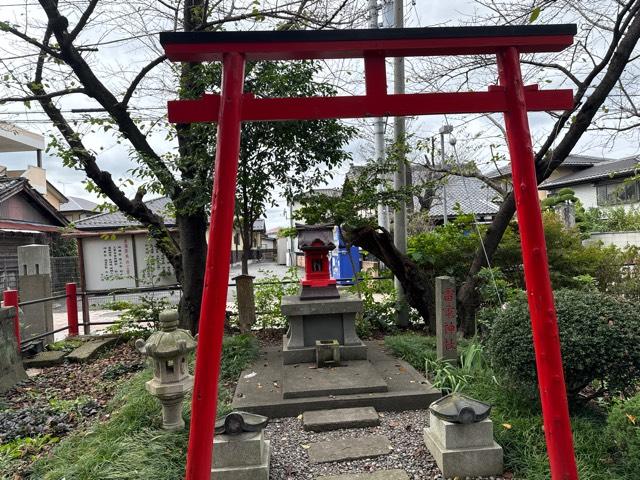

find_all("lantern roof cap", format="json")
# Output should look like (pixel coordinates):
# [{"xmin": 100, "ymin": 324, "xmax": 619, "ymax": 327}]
[{"xmin": 135, "ymin": 309, "xmax": 197, "ymax": 359}]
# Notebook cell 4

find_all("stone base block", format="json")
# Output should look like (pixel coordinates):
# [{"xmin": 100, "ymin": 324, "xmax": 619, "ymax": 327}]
[
  {"xmin": 428, "ymin": 411, "xmax": 494, "ymax": 449},
  {"xmin": 282, "ymin": 360, "xmax": 388, "ymax": 399},
  {"xmin": 282, "ymin": 335, "xmax": 367, "ymax": 365},
  {"xmin": 211, "ymin": 440, "xmax": 270, "ymax": 480},
  {"xmin": 423, "ymin": 427, "xmax": 503, "ymax": 478},
  {"xmin": 213, "ymin": 431, "xmax": 266, "ymax": 468},
  {"xmin": 303, "ymin": 407, "xmax": 380, "ymax": 432}
]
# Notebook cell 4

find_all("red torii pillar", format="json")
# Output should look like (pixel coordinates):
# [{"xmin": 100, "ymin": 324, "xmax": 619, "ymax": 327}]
[{"xmin": 161, "ymin": 25, "xmax": 579, "ymax": 480}]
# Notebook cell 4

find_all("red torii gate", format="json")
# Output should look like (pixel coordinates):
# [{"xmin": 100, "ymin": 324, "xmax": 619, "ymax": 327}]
[{"xmin": 160, "ymin": 24, "xmax": 579, "ymax": 480}]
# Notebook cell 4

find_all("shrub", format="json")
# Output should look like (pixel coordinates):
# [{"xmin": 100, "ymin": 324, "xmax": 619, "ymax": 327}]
[
  {"xmin": 607, "ymin": 393, "xmax": 640, "ymax": 477},
  {"xmin": 488, "ymin": 289, "xmax": 640, "ymax": 402},
  {"xmin": 250, "ymin": 268, "xmax": 299, "ymax": 329},
  {"xmin": 348, "ymin": 272, "xmax": 397, "ymax": 337},
  {"xmin": 107, "ymin": 295, "xmax": 172, "ymax": 338}
]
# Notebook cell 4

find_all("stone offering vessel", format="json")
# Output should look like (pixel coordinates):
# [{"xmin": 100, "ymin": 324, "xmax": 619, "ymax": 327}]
[
  {"xmin": 212, "ymin": 411, "xmax": 271, "ymax": 479},
  {"xmin": 135, "ymin": 309, "xmax": 196, "ymax": 430},
  {"xmin": 424, "ymin": 393, "xmax": 503, "ymax": 478}
]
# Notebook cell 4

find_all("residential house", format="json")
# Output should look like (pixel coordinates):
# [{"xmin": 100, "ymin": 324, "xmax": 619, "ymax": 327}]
[
  {"xmin": 0, "ymin": 124, "xmax": 68, "ymax": 289},
  {"xmin": 539, "ymin": 156, "xmax": 640, "ymax": 210},
  {"xmin": 2, "ymin": 165, "xmax": 68, "ymax": 210},
  {"xmin": 59, "ymin": 196, "xmax": 98, "ymax": 222},
  {"xmin": 485, "ymin": 153, "xmax": 635, "ymax": 206},
  {"xmin": 0, "ymin": 177, "xmax": 69, "ymax": 289}
]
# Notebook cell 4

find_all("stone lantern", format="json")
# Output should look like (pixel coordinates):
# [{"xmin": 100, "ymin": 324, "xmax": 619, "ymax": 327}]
[{"xmin": 135, "ymin": 309, "xmax": 196, "ymax": 430}]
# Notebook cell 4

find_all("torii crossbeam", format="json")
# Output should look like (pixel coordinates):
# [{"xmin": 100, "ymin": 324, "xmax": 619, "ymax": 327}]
[{"xmin": 161, "ymin": 24, "xmax": 579, "ymax": 480}]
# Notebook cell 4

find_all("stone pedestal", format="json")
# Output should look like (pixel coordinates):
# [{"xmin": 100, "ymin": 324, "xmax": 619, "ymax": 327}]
[
  {"xmin": 281, "ymin": 293, "xmax": 366, "ymax": 365},
  {"xmin": 212, "ymin": 431, "xmax": 270, "ymax": 480},
  {"xmin": 423, "ymin": 411, "xmax": 503, "ymax": 478}
]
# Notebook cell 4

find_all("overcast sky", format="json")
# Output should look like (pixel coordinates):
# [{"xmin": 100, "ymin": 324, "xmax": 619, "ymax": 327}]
[{"xmin": 0, "ymin": 0, "xmax": 636, "ymax": 230}]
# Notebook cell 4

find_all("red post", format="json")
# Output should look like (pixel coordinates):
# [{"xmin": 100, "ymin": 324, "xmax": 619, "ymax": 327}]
[
  {"xmin": 66, "ymin": 283, "xmax": 79, "ymax": 337},
  {"xmin": 185, "ymin": 51, "xmax": 246, "ymax": 480},
  {"xmin": 498, "ymin": 47, "xmax": 578, "ymax": 480},
  {"xmin": 3, "ymin": 289, "xmax": 20, "ymax": 352}
]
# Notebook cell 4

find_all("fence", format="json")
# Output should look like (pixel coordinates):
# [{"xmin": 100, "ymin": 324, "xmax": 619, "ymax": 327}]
[
  {"xmin": 230, "ymin": 248, "xmax": 277, "ymax": 264},
  {"xmin": 1, "ymin": 272, "xmax": 391, "ymax": 350},
  {"xmin": 0, "ymin": 255, "xmax": 18, "ymax": 291},
  {"xmin": 51, "ymin": 256, "xmax": 80, "ymax": 293}
]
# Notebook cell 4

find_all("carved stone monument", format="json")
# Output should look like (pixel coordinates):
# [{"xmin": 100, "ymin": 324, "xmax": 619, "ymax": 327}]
[
  {"xmin": 282, "ymin": 224, "xmax": 366, "ymax": 365},
  {"xmin": 424, "ymin": 393, "xmax": 503, "ymax": 478},
  {"xmin": 212, "ymin": 411, "xmax": 270, "ymax": 480},
  {"xmin": 435, "ymin": 276, "xmax": 457, "ymax": 363}
]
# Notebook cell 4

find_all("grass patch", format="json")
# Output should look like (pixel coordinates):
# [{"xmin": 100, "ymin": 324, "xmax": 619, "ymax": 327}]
[
  {"xmin": 25, "ymin": 334, "xmax": 258, "ymax": 480},
  {"xmin": 385, "ymin": 333, "xmax": 628, "ymax": 480}
]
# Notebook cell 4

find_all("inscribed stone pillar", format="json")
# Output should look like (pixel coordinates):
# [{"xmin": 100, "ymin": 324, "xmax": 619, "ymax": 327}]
[
  {"xmin": 17, "ymin": 245, "xmax": 53, "ymax": 345},
  {"xmin": 435, "ymin": 276, "xmax": 457, "ymax": 363},
  {"xmin": 234, "ymin": 275, "xmax": 256, "ymax": 332}
]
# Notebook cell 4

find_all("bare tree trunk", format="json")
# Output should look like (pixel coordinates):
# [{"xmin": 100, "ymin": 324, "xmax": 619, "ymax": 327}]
[
  {"xmin": 241, "ymin": 220, "xmax": 252, "ymax": 275},
  {"xmin": 176, "ymin": 211, "xmax": 207, "ymax": 333},
  {"xmin": 345, "ymin": 225, "xmax": 435, "ymax": 331}
]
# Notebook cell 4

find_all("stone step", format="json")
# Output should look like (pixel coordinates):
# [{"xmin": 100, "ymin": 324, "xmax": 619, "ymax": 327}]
[
  {"xmin": 307, "ymin": 435, "xmax": 392, "ymax": 464},
  {"xmin": 23, "ymin": 350, "xmax": 67, "ymax": 368},
  {"xmin": 316, "ymin": 470, "xmax": 409, "ymax": 480},
  {"xmin": 303, "ymin": 407, "xmax": 380, "ymax": 432},
  {"xmin": 67, "ymin": 337, "xmax": 118, "ymax": 363}
]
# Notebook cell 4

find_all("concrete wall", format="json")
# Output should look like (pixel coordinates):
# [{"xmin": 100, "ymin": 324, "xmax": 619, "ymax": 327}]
[
  {"xmin": 584, "ymin": 231, "xmax": 640, "ymax": 248},
  {"xmin": 570, "ymin": 183, "xmax": 599, "ymax": 209},
  {"xmin": 0, "ymin": 307, "xmax": 26, "ymax": 394}
]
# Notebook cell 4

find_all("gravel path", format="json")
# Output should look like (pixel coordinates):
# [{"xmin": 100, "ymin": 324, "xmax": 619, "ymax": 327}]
[{"xmin": 265, "ymin": 409, "xmax": 505, "ymax": 480}]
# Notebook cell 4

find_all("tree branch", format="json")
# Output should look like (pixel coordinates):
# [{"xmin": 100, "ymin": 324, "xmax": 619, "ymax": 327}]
[
  {"xmin": 37, "ymin": 0, "xmax": 180, "ymax": 199},
  {"xmin": 0, "ymin": 21, "xmax": 61, "ymax": 58},
  {"xmin": 67, "ymin": 0, "xmax": 99, "ymax": 44},
  {"xmin": 121, "ymin": 55, "xmax": 167, "ymax": 108},
  {"xmin": 0, "ymin": 88, "xmax": 85, "ymax": 105}
]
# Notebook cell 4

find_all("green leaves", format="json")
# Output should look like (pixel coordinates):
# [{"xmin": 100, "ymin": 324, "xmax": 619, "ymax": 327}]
[{"xmin": 529, "ymin": 7, "xmax": 541, "ymax": 23}]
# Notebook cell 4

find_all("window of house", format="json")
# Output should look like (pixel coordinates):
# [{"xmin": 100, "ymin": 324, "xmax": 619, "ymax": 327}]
[{"xmin": 596, "ymin": 179, "xmax": 640, "ymax": 206}]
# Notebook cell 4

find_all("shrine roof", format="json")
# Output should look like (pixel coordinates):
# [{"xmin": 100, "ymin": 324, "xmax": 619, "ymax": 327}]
[{"xmin": 160, "ymin": 24, "xmax": 577, "ymax": 62}]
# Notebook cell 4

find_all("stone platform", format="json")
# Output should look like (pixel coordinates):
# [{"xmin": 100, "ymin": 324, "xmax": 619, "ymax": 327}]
[{"xmin": 232, "ymin": 341, "xmax": 440, "ymax": 418}]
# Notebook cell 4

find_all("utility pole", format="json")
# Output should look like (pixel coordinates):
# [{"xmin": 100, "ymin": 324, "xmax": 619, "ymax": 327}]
[
  {"xmin": 392, "ymin": 0, "xmax": 409, "ymax": 327},
  {"xmin": 370, "ymin": 0, "xmax": 389, "ymax": 231},
  {"xmin": 439, "ymin": 124, "xmax": 453, "ymax": 225}
]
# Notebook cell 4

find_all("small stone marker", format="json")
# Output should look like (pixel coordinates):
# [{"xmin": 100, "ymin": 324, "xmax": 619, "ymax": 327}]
[
  {"xmin": 307, "ymin": 435, "xmax": 392, "ymax": 464},
  {"xmin": 303, "ymin": 407, "xmax": 380, "ymax": 432},
  {"xmin": 435, "ymin": 276, "xmax": 457, "ymax": 363},
  {"xmin": 316, "ymin": 470, "xmax": 409, "ymax": 480}
]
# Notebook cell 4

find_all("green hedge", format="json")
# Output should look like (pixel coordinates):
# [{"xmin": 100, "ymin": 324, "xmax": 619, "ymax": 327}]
[{"xmin": 488, "ymin": 289, "xmax": 640, "ymax": 402}]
